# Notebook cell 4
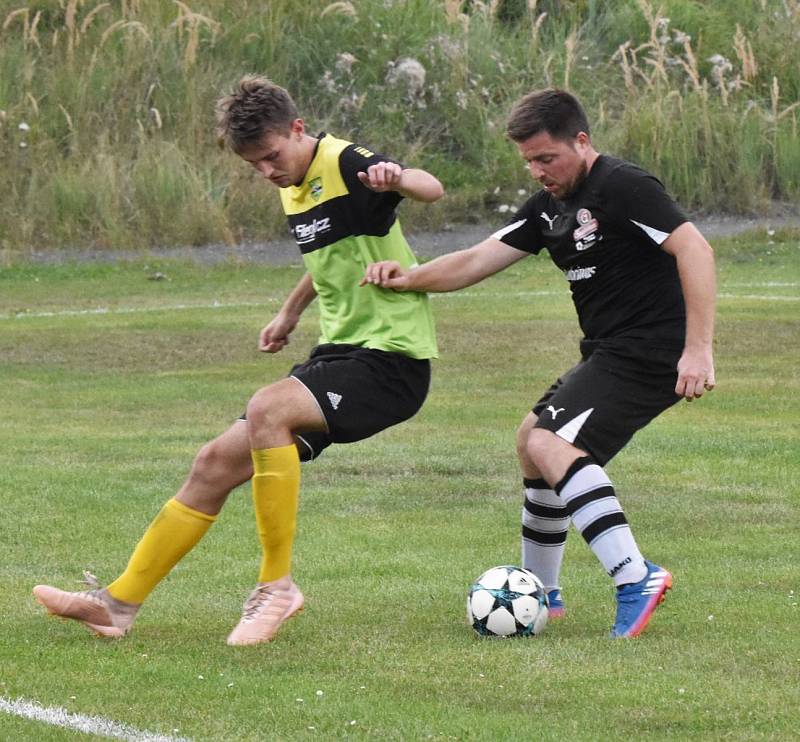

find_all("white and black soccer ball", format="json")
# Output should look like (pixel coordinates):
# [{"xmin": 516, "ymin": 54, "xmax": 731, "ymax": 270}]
[{"xmin": 467, "ymin": 565, "xmax": 549, "ymax": 637}]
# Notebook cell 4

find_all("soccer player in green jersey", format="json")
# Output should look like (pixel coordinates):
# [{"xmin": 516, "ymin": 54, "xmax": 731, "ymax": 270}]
[{"xmin": 33, "ymin": 76, "xmax": 443, "ymax": 646}]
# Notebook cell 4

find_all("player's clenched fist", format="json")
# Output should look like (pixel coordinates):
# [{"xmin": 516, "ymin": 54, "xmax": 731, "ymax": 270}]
[
  {"xmin": 258, "ymin": 312, "xmax": 298, "ymax": 353},
  {"xmin": 357, "ymin": 162, "xmax": 403, "ymax": 192}
]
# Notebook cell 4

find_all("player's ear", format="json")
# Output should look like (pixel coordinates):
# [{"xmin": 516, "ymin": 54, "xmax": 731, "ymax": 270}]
[{"xmin": 290, "ymin": 118, "xmax": 305, "ymax": 139}]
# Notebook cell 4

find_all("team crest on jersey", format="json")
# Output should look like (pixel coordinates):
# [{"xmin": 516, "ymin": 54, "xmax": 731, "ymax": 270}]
[
  {"xmin": 309, "ymin": 177, "xmax": 323, "ymax": 201},
  {"xmin": 573, "ymin": 208, "xmax": 600, "ymax": 251}
]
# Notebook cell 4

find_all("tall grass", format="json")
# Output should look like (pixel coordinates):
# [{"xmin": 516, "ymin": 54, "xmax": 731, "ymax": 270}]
[{"xmin": 0, "ymin": 0, "xmax": 798, "ymax": 254}]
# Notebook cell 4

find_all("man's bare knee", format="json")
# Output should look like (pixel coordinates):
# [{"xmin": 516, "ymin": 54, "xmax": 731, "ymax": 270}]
[
  {"xmin": 526, "ymin": 428, "xmax": 556, "ymax": 466},
  {"xmin": 246, "ymin": 386, "xmax": 294, "ymax": 433},
  {"xmin": 526, "ymin": 428, "xmax": 588, "ymax": 486},
  {"xmin": 517, "ymin": 412, "xmax": 543, "ymax": 479},
  {"xmin": 190, "ymin": 442, "xmax": 223, "ymax": 485},
  {"xmin": 516, "ymin": 422, "xmax": 531, "ymax": 462},
  {"xmin": 189, "ymin": 439, "xmax": 249, "ymax": 491},
  {"xmin": 246, "ymin": 379, "xmax": 327, "ymax": 450}
]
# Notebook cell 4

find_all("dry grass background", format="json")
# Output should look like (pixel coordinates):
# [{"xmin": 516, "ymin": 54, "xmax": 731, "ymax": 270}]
[{"xmin": 0, "ymin": 0, "xmax": 798, "ymax": 255}]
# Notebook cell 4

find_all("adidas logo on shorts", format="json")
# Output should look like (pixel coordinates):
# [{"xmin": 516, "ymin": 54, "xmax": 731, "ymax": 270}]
[{"xmin": 326, "ymin": 392, "xmax": 342, "ymax": 410}]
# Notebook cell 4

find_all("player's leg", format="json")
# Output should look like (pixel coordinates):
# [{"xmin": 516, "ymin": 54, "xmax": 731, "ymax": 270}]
[
  {"xmin": 33, "ymin": 421, "xmax": 254, "ymax": 637},
  {"xmin": 526, "ymin": 345, "xmax": 680, "ymax": 637},
  {"xmin": 526, "ymin": 430, "xmax": 673, "ymax": 638},
  {"xmin": 516, "ymin": 412, "xmax": 568, "ymax": 617},
  {"xmin": 526, "ymin": 429, "xmax": 649, "ymax": 586},
  {"xmin": 226, "ymin": 376, "xmax": 326, "ymax": 646},
  {"xmin": 227, "ymin": 345, "xmax": 431, "ymax": 646}
]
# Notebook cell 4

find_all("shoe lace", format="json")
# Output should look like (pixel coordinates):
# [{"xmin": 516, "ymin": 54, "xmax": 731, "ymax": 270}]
[
  {"xmin": 79, "ymin": 570, "xmax": 100, "ymax": 589},
  {"xmin": 241, "ymin": 585, "xmax": 277, "ymax": 621},
  {"xmin": 74, "ymin": 570, "xmax": 105, "ymax": 602}
]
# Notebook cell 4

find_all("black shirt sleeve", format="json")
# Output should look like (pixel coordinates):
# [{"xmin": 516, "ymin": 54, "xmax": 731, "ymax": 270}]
[
  {"xmin": 601, "ymin": 163, "xmax": 688, "ymax": 246},
  {"xmin": 339, "ymin": 144, "xmax": 404, "ymax": 220},
  {"xmin": 491, "ymin": 195, "xmax": 546, "ymax": 255}
]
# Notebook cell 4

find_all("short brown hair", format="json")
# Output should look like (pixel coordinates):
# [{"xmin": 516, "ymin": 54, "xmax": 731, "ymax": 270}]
[
  {"xmin": 506, "ymin": 88, "xmax": 590, "ymax": 143},
  {"xmin": 215, "ymin": 75, "xmax": 299, "ymax": 152}
]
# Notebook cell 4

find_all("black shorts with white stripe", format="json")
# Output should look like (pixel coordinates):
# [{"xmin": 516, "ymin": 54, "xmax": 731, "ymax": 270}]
[
  {"xmin": 532, "ymin": 338, "xmax": 682, "ymax": 465},
  {"xmin": 240, "ymin": 343, "xmax": 430, "ymax": 461}
]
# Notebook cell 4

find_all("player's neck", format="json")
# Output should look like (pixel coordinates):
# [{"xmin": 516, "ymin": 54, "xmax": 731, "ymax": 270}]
[
  {"xmin": 295, "ymin": 135, "xmax": 321, "ymax": 186},
  {"xmin": 585, "ymin": 148, "xmax": 600, "ymax": 173}
]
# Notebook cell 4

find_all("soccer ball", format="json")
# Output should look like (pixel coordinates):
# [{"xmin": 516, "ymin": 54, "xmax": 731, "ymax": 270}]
[{"xmin": 467, "ymin": 565, "xmax": 549, "ymax": 637}]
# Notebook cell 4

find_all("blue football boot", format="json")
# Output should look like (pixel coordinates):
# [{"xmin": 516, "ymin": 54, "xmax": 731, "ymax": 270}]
[{"xmin": 610, "ymin": 560, "xmax": 672, "ymax": 638}]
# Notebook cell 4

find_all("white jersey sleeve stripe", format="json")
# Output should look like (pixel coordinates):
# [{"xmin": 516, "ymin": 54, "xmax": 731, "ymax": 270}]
[
  {"xmin": 492, "ymin": 219, "xmax": 527, "ymax": 241},
  {"xmin": 630, "ymin": 219, "xmax": 671, "ymax": 245}
]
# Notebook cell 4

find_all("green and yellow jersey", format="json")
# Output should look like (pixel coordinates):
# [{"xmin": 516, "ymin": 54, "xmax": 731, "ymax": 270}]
[{"xmin": 279, "ymin": 133, "xmax": 437, "ymax": 360}]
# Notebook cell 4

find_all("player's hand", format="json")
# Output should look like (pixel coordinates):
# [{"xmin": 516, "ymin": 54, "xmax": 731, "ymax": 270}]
[
  {"xmin": 675, "ymin": 346, "xmax": 715, "ymax": 401},
  {"xmin": 259, "ymin": 312, "xmax": 298, "ymax": 353},
  {"xmin": 360, "ymin": 260, "xmax": 411, "ymax": 290},
  {"xmin": 357, "ymin": 162, "xmax": 403, "ymax": 193}
]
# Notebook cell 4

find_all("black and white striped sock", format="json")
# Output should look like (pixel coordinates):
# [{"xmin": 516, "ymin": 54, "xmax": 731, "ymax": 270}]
[
  {"xmin": 555, "ymin": 457, "xmax": 647, "ymax": 587},
  {"xmin": 521, "ymin": 478, "xmax": 569, "ymax": 592}
]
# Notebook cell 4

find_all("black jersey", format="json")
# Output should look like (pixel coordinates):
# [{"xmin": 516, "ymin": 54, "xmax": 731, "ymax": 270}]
[{"xmin": 494, "ymin": 155, "xmax": 688, "ymax": 347}]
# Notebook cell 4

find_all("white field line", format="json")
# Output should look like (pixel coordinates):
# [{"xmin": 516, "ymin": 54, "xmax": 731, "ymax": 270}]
[
  {"xmin": 0, "ymin": 696, "xmax": 191, "ymax": 742},
  {"xmin": 717, "ymin": 292, "xmax": 798, "ymax": 302},
  {"xmin": 2, "ymin": 294, "xmax": 563, "ymax": 320},
  {"xmin": 724, "ymin": 282, "xmax": 799, "ymax": 287},
  {"xmin": 1, "ymin": 288, "xmax": 797, "ymax": 322},
  {"xmin": 2, "ymin": 299, "xmax": 269, "ymax": 320}
]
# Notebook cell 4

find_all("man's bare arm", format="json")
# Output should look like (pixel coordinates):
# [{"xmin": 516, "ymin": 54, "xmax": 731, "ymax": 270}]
[
  {"xmin": 357, "ymin": 163, "xmax": 444, "ymax": 202},
  {"xmin": 662, "ymin": 222, "xmax": 716, "ymax": 400},
  {"xmin": 361, "ymin": 237, "xmax": 529, "ymax": 293},
  {"xmin": 259, "ymin": 273, "xmax": 317, "ymax": 353}
]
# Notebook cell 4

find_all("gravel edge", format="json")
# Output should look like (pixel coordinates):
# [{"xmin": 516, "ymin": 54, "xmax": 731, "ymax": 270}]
[{"xmin": 9, "ymin": 213, "xmax": 800, "ymax": 267}]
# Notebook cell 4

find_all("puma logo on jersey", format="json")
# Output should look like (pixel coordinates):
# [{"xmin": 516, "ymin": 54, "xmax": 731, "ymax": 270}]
[
  {"xmin": 540, "ymin": 212, "xmax": 558, "ymax": 230},
  {"xmin": 546, "ymin": 405, "xmax": 565, "ymax": 419},
  {"xmin": 294, "ymin": 217, "xmax": 331, "ymax": 245},
  {"xmin": 327, "ymin": 391, "xmax": 342, "ymax": 410}
]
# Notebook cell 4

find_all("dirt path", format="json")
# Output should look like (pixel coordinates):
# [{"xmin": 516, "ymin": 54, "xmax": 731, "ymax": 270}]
[{"xmin": 17, "ymin": 213, "xmax": 800, "ymax": 266}]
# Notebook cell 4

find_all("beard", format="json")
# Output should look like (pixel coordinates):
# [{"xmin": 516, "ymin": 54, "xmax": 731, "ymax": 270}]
[{"xmin": 558, "ymin": 159, "xmax": 590, "ymax": 200}]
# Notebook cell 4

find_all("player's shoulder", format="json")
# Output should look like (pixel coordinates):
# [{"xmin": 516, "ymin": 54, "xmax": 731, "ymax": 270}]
[
  {"xmin": 334, "ymin": 136, "xmax": 396, "ymax": 174},
  {"xmin": 593, "ymin": 155, "xmax": 664, "ymax": 192},
  {"xmin": 314, "ymin": 132, "xmax": 352, "ymax": 167},
  {"xmin": 312, "ymin": 133, "xmax": 378, "ymax": 184},
  {"xmin": 329, "ymin": 136, "xmax": 402, "ymax": 195},
  {"xmin": 517, "ymin": 188, "xmax": 552, "ymax": 217}
]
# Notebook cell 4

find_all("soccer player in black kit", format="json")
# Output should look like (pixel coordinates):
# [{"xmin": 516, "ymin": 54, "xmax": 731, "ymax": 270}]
[{"xmin": 362, "ymin": 88, "xmax": 716, "ymax": 638}]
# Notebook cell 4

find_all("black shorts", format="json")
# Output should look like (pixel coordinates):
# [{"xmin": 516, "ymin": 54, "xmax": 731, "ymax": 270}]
[
  {"xmin": 532, "ymin": 339, "xmax": 682, "ymax": 465},
  {"xmin": 242, "ymin": 343, "xmax": 431, "ymax": 462}
]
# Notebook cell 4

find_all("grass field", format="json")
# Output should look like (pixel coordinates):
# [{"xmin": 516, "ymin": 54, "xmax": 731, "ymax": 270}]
[{"xmin": 1, "ymin": 230, "xmax": 798, "ymax": 740}]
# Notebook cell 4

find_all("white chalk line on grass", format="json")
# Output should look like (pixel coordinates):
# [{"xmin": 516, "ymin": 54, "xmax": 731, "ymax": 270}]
[
  {"xmin": 2, "ymin": 293, "xmax": 561, "ymax": 320},
  {"xmin": 725, "ymin": 281, "xmax": 799, "ymax": 287},
  {"xmin": 2, "ymin": 299, "xmax": 269, "ymax": 321},
  {"xmin": 0, "ymin": 696, "xmax": 191, "ymax": 742},
  {"xmin": 1, "ymin": 288, "xmax": 797, "ymax": 322},
  {"xmin": 717, "ymin": 292, "xmax": 798, "ymax": 302}
]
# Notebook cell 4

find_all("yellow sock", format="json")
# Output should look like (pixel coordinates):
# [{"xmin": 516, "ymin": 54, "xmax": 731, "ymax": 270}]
[
  {"xmin": 251, "ymin": 444, "xmax": 301, "ymax": 582},
  {"xmin": 107, "ymin": 498, "xmax": 217, "ymax": 604}
]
